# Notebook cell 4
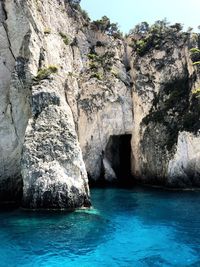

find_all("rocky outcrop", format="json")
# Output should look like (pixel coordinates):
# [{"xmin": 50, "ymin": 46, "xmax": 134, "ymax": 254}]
[
  {"xmin": 168, "ymin": 131, "xmax": 200, "ymax": 186},
  {"xmin": 0, "ymin": 0, "xmax": 200, "ymax": 208},
  {"xmin": 21, "ymin": 79, "xmax": 90, "ymax": 209},
  {"xmin": 0, "ymin": 0, "xmax": 31, "ymax": 202},
  {"xmin": 128, "ymin": 26, "xmax": 200, "ymax": 187},
  {"xmin": 66, "ymin": 35, "xmax": 133, "ymax": 181},
  {"xmin": 0, "ymin": 0, "xmax": 91, "ymax": 209}
]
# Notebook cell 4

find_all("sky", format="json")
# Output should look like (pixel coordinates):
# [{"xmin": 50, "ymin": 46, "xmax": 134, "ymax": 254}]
[{"xmin": 81, "ymin": 0, "xmax": 200, "ymax": 33}]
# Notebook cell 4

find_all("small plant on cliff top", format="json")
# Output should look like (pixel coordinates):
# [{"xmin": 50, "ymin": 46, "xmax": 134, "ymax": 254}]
[
  {"xmin": 129, "ymin": 20, "xmax": 186, "ymax": 56},
  {"xmin": 69, "ymin": 0, "xmax": 90, "ymax": 21},
  {"xmin": 190, "ymin": 47, "xmax": 200, "ymax": 64},
  {"xmin": 34, "ymin": 65, "xmax": 58, "ymax": 81},
  {"xmin": 91, "ymin": 16, "xmax": 122, "ymax": 39}
]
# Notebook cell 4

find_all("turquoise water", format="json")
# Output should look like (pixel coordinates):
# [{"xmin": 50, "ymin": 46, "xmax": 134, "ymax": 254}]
[{"xmin": 0, "ymin": 187, "xmax": 200, "ymax": 267}]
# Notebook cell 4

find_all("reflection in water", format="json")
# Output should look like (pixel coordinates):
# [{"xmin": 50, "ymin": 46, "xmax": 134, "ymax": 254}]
[{"xmin": 0, "ymin": 187, "xmax": 200, "ymax": 266}]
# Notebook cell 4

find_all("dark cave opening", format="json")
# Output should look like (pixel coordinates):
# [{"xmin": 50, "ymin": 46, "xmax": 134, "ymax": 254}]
[{"xmin": 90, "ymin": 134, "xmax": 134, "ymax": 187}]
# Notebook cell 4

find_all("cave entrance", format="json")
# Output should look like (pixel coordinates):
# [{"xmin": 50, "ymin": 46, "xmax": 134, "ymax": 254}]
[{"xmin": 104, "ymin": 134, "xmax": 133, "ymax": 186}]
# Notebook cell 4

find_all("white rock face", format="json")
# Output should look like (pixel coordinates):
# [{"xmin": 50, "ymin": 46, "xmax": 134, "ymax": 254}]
[
  {"xmin": 128, "ymin": 31, "xmax": 200, "ymax": 187},
  {"xmin": 103, "ymin": 157, "xmax": 117, "ymax": 182},
  {"xmin": 76, "ymin": 79, "xmax": 133, "ymax": 180},
  {"xmin": 66, "ymin": 34, "xmax": 133, "ymax": 181},
  {"xmin": 0, "ymin": 0, "xmax": 31, "ymax": 201},
  {"xmin": 168, "ymin": 132, "xmax": 200, "ymax": 186},
  {"xmin": 22, "ymin": 78, "xmax": 90, "ymax": 209},
  {"xmin": 20, "ymin": 0, "xmax": 91, "ymax": 209},
  {"xmin": 1, "ymin": 0, "xmax": 200, "ymax": 208},
  {"xmin": 0, "ymin": 0, "xmax": 91, "ymax": 208}
]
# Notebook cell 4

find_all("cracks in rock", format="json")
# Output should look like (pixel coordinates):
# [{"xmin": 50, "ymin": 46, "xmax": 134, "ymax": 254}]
[
  {"xmin": 71, "ymin": 45, "xmax": 76, "ymax": 62},
  {"xmin": 124, "ymin": 44, "xmax": 134, "ymax": 128},
  {"xmin": 0, "ymin": 2, "xmax": 14, "ymax": 73},
  {"xmin": 0, "ymin": 0, "xmax": 7, "ymax": 21},
  {"xmin": 97, "ymin": 112, "xmax": 104, "ymax": 153},
  {"xmin": 1, "ymin": 1, "xmax": 16, "ymax": 61},
  {"xmin": 119, "ymin": 97, "xmax": 126, "ymax": 133},
  {"xmin": 2, "ymin": 22, "xmax": 16, "ymax": 61},
  {"xmin": 64, "ymin": 81, "xmax": 79, "ymax": 136},
  {"xmin": 0, "ymin": 1, "xmax": 21, "ymax": 144},
  {"xmin": 9, "ymin": 102, "xmax": 22, "ymax": 145},
  {"xmin": 0, "ymin": 2, "xmax": 22, "ymax": 145}
]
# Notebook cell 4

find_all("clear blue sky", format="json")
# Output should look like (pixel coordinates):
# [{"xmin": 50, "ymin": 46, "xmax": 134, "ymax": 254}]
[{"xmin": 81, "ymin": 0, "xmax": 200, "ymax": 33}]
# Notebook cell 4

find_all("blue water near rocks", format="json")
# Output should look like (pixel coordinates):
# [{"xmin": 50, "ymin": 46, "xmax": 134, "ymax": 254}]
[{"xmin": 0, "ymin": 187, "xmax": 200, "ymax": 267}]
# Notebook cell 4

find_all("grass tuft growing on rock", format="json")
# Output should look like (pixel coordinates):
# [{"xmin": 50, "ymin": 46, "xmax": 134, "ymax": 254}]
[
  {"xmin": 34, "ymin": 66, "xmax": 58, "ymax": 81},
  {"xmin": 190, "ymin": 47, "xmax": 200, "ymax": 64},
  {"xmin": 190, "ymin": 48, "xmax": 200, "ymax": 54},
  {"xmin": 90, "ymin": 72, "xmax": 102, "ymax": 80},
  {"xmin": 192, "ymin": 61, "xmax": 200, "ymax": 66},
  {"xmin": 59, "ymin": 32, "xmax": 70, "ymax": 45},
  {"xmin": 192, "ymin": 88, "xmax": 200, "ymax": 96}
]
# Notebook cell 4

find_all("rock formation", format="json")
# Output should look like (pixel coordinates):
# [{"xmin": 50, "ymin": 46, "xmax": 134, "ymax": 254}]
[
  {"xmin": 128, "ymin": 25, "xmax": 200, "ymax": 187},
  {"xmin": 0, "ymin": 0, "xmax": 91, "ymax": 209},
  {"xmin": 0, "ymin": 0, "xmax": 200, "ymax": 208}
]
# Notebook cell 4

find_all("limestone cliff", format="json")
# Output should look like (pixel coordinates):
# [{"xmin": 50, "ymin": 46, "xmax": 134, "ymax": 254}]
[
  {"xmin": 0, "ymin": 0, "xmax": 91, "ymax": 209},
  {"xmin": 0, "ymin": 0, "xmax": 200, "ymax": 209},
  {"xmin": 128, "ymin": 24, "xmax": 200, "ymax": 187}
]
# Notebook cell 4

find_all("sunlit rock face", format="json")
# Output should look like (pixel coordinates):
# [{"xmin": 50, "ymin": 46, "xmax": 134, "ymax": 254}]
[
  {"xmin": 168, "ymin": 131, "xmax": 200, "ymax": 186},
  {"xmin": 21, "ymin": 79, "xmax": 90, "ymax": 209},
  {"xmin": 0, "ymin": 0, "xmax": 31, "ymax": 202},
  {"xmin": 0, "ymin": 0, "xmax": 200, "ymax": 208},
  {"xmin": 128, "ymin": 28, "xmax": 200, "ymax": 187},
  {"xmin": 0, "ymin": 0, "xmax": 91, "ymax": 209}
]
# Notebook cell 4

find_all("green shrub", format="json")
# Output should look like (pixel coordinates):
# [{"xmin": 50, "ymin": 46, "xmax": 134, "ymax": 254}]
[
  {"xmin": 192, "ymin": 61, "xmax": 200, "ymax": 65},
  {"xmin": 190, "ymin": 47, "xmax": 200, "ymax": 63},
  {"xmin": 68, "ymin": 72, "xmax": 73, "ymax": 77},
  {"xmin": 91, "ymin": 16, "xmax": 122, "ymax": 38},
  {"xmin": 190, "ymin": 48, "xmax": 200, "ymax": 53},
  {"xmin": 135, "ymin": 39, "xmax": 147, "ymax": 55},
  {"xmin": 192, "ymin": 88, "xmax": 200, "ymax": 95},
  {"xmin": 130, "ymin": 20, "xmax": 186, "ymax": 56},
  {"xmin": 48, "ymin": 65, "xmax": 58, "ymax": 72},
  {"xmin": 89, "ymin": 61, "xmax": 98, "ymax": 70},
  {"xmin": 80, "ymin": 9, "xmax": 90, "ymax": 21},
  {"xmin": 88, "ymin": 53, "xmax": 98, "ymax": 60},
  {"xmin": 90, "ymin": 73, "xmax": 102, "ymax": 80},
  {"xmin": 69, "ymin": 2, "xmax": 90, "ymax": 21},
  {"xmin": 88, "ymin": 51, "xmax": 115, "ymax": 72},
  {"xmin": 59, "ymin": 32, "xmax": 70, "ymax": 45},
  {"xmin": 34, "ymin": 65, "xmax": 58, "ymax": 81}
]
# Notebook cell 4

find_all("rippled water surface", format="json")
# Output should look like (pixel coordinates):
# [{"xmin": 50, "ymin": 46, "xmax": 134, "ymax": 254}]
[{"xmin": 1, "ymin": 187, "xmax": 200, "ymax": 266}]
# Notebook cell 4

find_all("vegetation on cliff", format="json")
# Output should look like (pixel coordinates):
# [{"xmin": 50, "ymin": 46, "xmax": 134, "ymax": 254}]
[
  {"xmin": 90, "ymin": 16, "xmax": 123, "ymax": 39},
  {"xmin": 33, "ymin": 66, "xmax": 58, "ymax": 82},
  {"xmin": 128, "ymin": 20, "xmax": 189, "ymax": 56}
]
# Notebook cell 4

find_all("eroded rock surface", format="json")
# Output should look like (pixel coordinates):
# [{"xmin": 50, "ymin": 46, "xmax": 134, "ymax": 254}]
[
  {"xmin": 0, "ymin": 0, "xmax": 91, "ymax": 208},
  {"xmin": 0, "ymin": 0, "xmax": 31, "ymax": 202},
  {"xmin": 128, "ymin": 27, "xmax": 200, "ymax": 187},
  {"xmin": 0, "ymin": 0, "xmax": 200, "ymax": 209}
]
